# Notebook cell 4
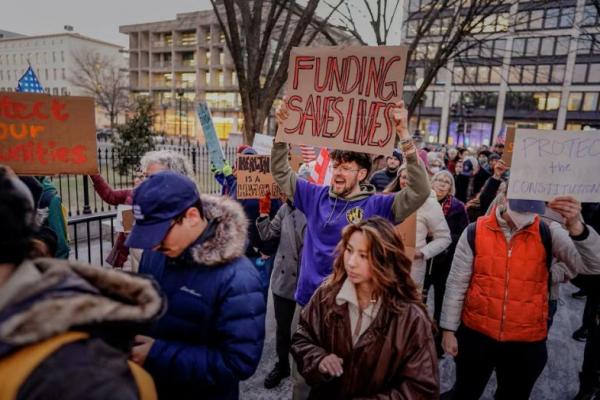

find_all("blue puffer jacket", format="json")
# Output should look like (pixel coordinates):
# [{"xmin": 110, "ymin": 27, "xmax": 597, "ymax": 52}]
[{"xmin": 139, "ymin": 195, "xmax": 266, "ymax": 400}]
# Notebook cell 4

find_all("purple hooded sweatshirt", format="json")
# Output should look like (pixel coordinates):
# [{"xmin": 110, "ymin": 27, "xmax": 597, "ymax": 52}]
[{"xmin": 293, "ymin": 179, "xmax": 395, "ymax": 305}]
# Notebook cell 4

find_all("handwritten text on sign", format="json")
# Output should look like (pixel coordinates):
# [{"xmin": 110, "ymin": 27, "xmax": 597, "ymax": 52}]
[
  {"xmin": 0, "ymin": 92, "xmax": 97, "ymax": 175},
  {"xmin": 276, "ymin": 45, "xmax": 408, "ymax": 156},
  {"xmin": 507, "ymin": 129, "xmax": 600, "ymax": 202},
  {"xmin": 236, "ymin": 155, "xmax": 282, "ymax": 199}
]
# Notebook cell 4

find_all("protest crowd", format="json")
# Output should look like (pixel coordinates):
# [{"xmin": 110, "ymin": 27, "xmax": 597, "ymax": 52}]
[{"xmin": 2, "ymin": 53, "xmax": 600, "ymax": 400}]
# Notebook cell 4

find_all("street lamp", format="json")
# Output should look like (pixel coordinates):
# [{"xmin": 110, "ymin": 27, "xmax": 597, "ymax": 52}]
[{"xmin": 176, "ymin": 88, "xmax": 184, "ymax": 143}]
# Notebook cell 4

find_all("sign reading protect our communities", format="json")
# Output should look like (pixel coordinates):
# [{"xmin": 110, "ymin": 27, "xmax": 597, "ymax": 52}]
[
  {"xmin": 507, "ymin": 129, "xmax": 600, "ymax": 202},
  {"xmin": 276, "ymin": 45, "xmax": 408, "ymax": 156},
  {"xmin": 0, "ymin": 92, "xmax": 98, "ymax": 175}
]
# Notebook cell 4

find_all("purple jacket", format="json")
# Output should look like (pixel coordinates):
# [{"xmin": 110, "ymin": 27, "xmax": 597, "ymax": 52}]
[{"xmin": 294, "ymin": 179, "xmax": 395, "ymax": 305}]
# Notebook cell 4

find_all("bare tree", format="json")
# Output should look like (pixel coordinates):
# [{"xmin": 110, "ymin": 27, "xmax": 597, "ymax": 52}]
[
  {"xmin": 69, "ymin": 49, "xmax": 128, "ymax": 130},
  {"xmin": 210, "ymin": 0, "xmax": 345, "ymax": 144},
  {"xmin": 326, "ymin": 0, "xmax": 518, "ymax": 117}
]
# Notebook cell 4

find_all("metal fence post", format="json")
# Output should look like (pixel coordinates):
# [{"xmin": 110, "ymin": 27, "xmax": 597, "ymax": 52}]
[{"xmin": 82, "ymin": 175, "xmax": 92, "ymax": 214}]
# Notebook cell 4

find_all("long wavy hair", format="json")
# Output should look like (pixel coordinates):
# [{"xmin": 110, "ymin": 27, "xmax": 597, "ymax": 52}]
[{"xmin": 322, "ymin": 216, "xmax": 430, "ymax": 324}]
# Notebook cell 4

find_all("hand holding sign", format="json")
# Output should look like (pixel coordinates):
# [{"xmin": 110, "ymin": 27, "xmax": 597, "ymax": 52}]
[
  {"xmin": 392, "ymin": 101, "xmax": 409, "ymax": 140},
  {"xmin": 276, "ymin": 97, "xmax": 290, "ymax": 126},
  {"xmin": 548, "ymin": 196, "xmax": 584, "ymax": 236}
]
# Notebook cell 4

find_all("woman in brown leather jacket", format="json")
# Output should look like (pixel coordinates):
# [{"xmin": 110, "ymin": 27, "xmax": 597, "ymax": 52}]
[{"xmin": 291, "ymin": 217, "xmax": 439, "ymax": 399}]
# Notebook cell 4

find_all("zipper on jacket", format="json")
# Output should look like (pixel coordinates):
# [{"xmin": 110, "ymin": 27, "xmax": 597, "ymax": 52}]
[{"xmin": 499, "ymin": 245, "xmax": 511, "ymax": 341}]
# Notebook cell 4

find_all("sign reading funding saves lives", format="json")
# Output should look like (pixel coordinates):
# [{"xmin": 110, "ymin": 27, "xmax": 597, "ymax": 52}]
[
  {"xmin": 507, "ymin": 129, "xmax": 600, "ymax": 202},
  {"xmin": 276, "ymin": 45, "xmax": 408, "ymax": 156}
]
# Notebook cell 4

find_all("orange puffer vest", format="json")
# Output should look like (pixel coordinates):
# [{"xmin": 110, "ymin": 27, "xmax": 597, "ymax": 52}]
[{"xmin": 462, "ymin": 212, "xmax": 549, "ymax": 342}]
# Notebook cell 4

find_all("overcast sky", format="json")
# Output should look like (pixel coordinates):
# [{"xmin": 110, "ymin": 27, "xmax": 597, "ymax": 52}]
[{"xmin": 2, "ymin": 0, "xmax": 402, "ymax": 47}]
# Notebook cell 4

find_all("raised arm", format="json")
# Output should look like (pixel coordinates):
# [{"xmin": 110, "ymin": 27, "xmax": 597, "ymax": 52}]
[
  {"xmin": 271, "ymin": 100, "xmax": 297, "ymax": 199},
  {"xmin": 89, "ymin": 174, "xmax": 131, "ymax": 206},
  {"xmin": 390, "ymin": 101, "xmax": 430, "ymax": 223}
]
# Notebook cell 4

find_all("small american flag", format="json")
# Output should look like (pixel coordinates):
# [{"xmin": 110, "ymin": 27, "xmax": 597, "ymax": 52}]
[
  {"xmin": 495, "ymin": 125, "xmax": 506, "ymax": 145},
  {"xmin": 299, "ymin": 145, "xmax": 317, "ymax": 163},
  {"xmin": 16, "ymin": 66, "xmax": 44, "ymax": 93},
  {"xmin": 310, "ymin": 147, "xmax": 332, "ymax": 185}
]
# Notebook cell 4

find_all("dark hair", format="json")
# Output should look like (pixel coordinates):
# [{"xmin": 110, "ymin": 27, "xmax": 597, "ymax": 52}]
[
  {"xmin": 31, "ymin": 226, "xmax": 58, "ymax": 257},
  {"xmin": 322, "ymin": 217, "xmax": 432, "ymax": 326},
  {"xmin": 0, "ymin": 167, "xmax": 35, "ymax": 265},
  {"xmin": 330, "ymin": 150, "xmax": 372, "ymax": 176},
  {"xmin": 478, "ymin": 150, "xmax": 491, "ymax": 158}
]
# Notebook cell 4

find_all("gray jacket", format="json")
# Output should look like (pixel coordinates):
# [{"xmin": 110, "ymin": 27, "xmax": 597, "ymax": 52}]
[
  {"xmin": 441, "ymin": 208, "xmax": 600, "ymax": 332},
  {"xmin": 256, "ymin": 203, "xmax": 307, "ymax": 300}
]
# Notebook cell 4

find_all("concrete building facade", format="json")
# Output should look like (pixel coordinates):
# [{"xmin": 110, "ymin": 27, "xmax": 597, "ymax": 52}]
[
  {"xmin": 0, "ymin": 32, "xmax": 125, "ymax": 127},
  {"xmin": 402, "ymin": 0, "xmax": 600, "ymax": 147},
  {"xmin": 120, "ymin": 10, "xmax": 243, "ymax": 140}
]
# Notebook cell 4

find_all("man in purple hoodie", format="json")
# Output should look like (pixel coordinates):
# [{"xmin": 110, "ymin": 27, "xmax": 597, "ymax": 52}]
[{"xmin": 271, "ymin": 100, "xmax": 430, "ymax": 307}]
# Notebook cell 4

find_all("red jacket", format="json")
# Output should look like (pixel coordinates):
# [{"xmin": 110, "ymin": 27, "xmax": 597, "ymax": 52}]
[{"xmin": 462, "ymin": 212, "xmax": 549, "ymax": 342}]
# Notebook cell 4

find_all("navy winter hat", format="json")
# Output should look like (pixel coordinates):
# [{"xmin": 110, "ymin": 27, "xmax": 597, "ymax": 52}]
[{"xmin": 125, "ymin": 171, "xmax": 200, "ymax": 249}]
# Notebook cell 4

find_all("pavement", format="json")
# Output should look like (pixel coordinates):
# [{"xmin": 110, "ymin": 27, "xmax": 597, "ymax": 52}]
[
  {"xmin": 240, "ymin": 283, "xmax": 586, "ymax": 400},
  {"xmin": 69, "ymin": 239, "xmax": 587, "ymax": 399}
]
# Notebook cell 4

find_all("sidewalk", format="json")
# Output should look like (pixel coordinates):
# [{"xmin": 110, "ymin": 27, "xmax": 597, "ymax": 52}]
[{"xmin": 241, "ymin": 283, "xmax": 586, "ymax": 400}]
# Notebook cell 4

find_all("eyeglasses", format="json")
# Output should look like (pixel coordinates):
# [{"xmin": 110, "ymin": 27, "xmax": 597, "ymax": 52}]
[
  {"xmin": 154, "ymin": 215, "xmax": 184, "ymax": 252},
  {"xmin": 332, "ymin": 164, "xmax": 362, "ymax": 174}
]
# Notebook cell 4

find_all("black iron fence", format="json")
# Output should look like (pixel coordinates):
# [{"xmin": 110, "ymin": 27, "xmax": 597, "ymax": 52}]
[{"xmin": 52, "ymin": 143, "xmax": 239, "ymax": 217}]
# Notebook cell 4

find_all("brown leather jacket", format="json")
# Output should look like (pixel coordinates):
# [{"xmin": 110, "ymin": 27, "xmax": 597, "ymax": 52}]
[{"xmin": 291, "ymin": 285, "xmax": 439, "ymax": 400}]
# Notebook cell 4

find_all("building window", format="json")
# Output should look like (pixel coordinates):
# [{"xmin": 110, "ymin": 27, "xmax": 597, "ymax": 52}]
[
  {"xmin": 573, "ymin": 64, "xmax": 588, "ymax": 84},
  {"xmin": 546, "ymin": 93, "xmax": 561, "ymax": 110},
  {"xmin": 560, "ymin": 7, "xmax": 575, "ymax": 28},
  {"xmin": 522, "ymin": 65, "xmax": 535, "ymax": 84},
  {"xmin": 537, "ymin": 65, "xmax": 550, "ymax": 84},
  {"xmin": 490, "ymin": 67, "xmax": 502, "ymax": 84},
  {"xmin": 582, "ymin": 5, "xmax": 599, "ymax": 26},
  {"xmin": 62, "ymin": 68, "xmax": 66, "ymax": 79},
  {"xmin": 509, "ymin": 65, "xmax": 521, "ymax": 84},
  {"xmin": 589, "ymin": 64, "xmax": 600, "ymax": 83},
  {"xmin": 582, "ymin": 92, "xmax": 599, "ymax": 111},
  {"xmin": 453, "ymin": 66, "xmax": 464, "ymax": 84},
  {"xmin": 540, "ymin": 37, "xmax": 555, "ymax": 56},
  {"xmin": 545, "ymin": 8, "xmax": 559, "ymax": 29},
  {"xmin": 526, "ymin": 38, "xmax": 540, "ymax": 57},
  {"xmin": 551, "ymin": 64, "xmax": 565, "ymax": 83},
  {"xmin": 513, "ymin": 38, "xmax": 526, "ymax": 57},
  {"xmin": 529, "ymin": 10, "xmax": 544, "ymax": 30},
  {"xmin": 568, "ymin": 92, "xmax": 583, "ymax": 111},
  {"xmin": 555, "ymin": 37, "xmax": 570, "ymax": 56}
]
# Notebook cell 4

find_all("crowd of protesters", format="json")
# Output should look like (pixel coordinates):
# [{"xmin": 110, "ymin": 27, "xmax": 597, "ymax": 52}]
[{"xmin": 1, "ymin": 97, "xmax": 600, "ymax": 400}]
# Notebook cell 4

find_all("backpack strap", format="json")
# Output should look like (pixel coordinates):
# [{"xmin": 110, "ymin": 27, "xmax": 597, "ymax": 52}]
[
  {"xmin": 466, "ymin": 222, "xmax": 477, "ymax": 254},
  {"xmin": 127, "ymin": 361, "xmax": 158, "ymax": 400},
  {"xmin": 0, "ymin": 331, "xmax": 88, "ymax": 400},
  {"xmin": 538, "ymin": 219, "xmax": 553, "ymax": 271}
]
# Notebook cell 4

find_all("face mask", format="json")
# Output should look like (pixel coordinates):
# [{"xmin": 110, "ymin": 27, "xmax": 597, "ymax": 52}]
[
  {"xmin": 479, "ymin": 158, "xmax": 488, "ymax": 168},
  {"xmin": 505, "ymin": 207, "xmax": 536, "ymax": 230},
  {"xmin": 429, "ymin": 167, "xmax": 441, "ymax": 174}
]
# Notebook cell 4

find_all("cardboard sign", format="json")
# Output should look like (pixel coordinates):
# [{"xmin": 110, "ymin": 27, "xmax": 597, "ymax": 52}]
[
  {"xmin": 276, "ymin": 45, "xmax": 408, "ymax": 156},
  {"xmin": 252, "ymin": 133, "xmax": 274, "ymax": 155},
  {"xmin": 395, "ymin": 212, "xmax": 417, "ymax": 261},
  {"xmin": 501, "ymin": 126, "xmax": 516, "ymax": 167},
  {"xmin": 197, "ymin": 102, "xmax": 225, "ymax": 170},
  {"xmin": 236, "ymin": 154, "xmax": 282, "ymax": 199},
  {"xmin": 507, "ymin": 129, "xmax": 600, "ymax": 202},
  {"xmin": 0, "ymin": 92, "xmax": 98, "ymax": 175},
  {"xmin": 289, "ymin": 154, "xmax": 304, "ymax": 172},
  {"xmin": 122, "ymin": 208, "xmax": 134, "ymax": 233}
]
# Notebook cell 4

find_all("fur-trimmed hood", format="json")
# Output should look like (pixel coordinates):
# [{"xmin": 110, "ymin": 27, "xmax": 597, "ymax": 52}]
[
  {"xmin": 0, "ymin": 258, "xmax": 164, "ymax": 355},
  {"xmin": 189, "ymin": 194, "xmax": 248, "ymax": 267}
]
